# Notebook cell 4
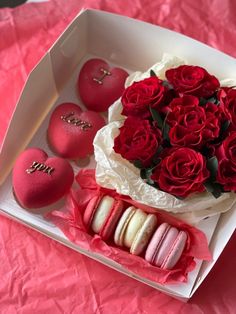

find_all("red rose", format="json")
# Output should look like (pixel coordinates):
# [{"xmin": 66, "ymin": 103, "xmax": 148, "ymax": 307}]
[
  {"xmin": 167, "ymin": 95, "xmax": 220, "ymax": 149},
  {"xmin": 166, "ymin": 65, "xmax": 220, "ymax": 98},
  {"xmin": 151, "ymin": 148, "xmax": 209, "ymax": 198},
  {"xmin": 113, "ymin": 116, "xmax": 162, "ymax": 167},
  {"xmin": 216, "ymin": 131, "xmax": 236, "ymax": 191},
  {"xmin": 121, "ymin": 77, "xmax": 172, "ymax": 118},
  {"xmin": 218, "ymin": 87, "xmax": 236, "ymax": 131}
]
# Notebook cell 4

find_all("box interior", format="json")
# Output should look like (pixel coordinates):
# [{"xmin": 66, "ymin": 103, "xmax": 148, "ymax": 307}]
[{"xmin": 0, "ymin": 9, "xmax": 235, "ymax": 300}]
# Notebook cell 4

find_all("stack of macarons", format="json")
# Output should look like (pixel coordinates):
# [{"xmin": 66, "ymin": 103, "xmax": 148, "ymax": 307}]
[{"xmin": 83, "ymin": 195, "xmax": 188, "ymax": 270}]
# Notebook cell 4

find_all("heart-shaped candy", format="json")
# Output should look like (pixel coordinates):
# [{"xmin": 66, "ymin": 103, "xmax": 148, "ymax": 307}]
[
  {"xmin": 47, "ymin": 103, "xmax": 105, "ymax": 159},
  {"xmin": 12, "ymin": 148, "xmax": 74, "ymax": 210},
  {"xmin": 78, "ymin": 58, "xmax": 128, "ymax": 112}
]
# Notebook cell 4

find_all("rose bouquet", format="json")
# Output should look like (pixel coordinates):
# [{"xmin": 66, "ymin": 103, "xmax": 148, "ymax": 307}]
[
  {"xmin": 94, "ymin": 55, "xmax": 236, "ymax": 221},
  {"xmin": 113, "ymin": 64, "xmax": 236, "ymax": 199}
]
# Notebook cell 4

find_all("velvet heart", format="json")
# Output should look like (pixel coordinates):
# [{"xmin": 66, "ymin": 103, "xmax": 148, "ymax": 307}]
[
  {"xmin": 47, "ymin": 103, "xmax": 105, "ymax": 159},
  {"xmin": 12, "ymin": 148, "xmax": 74, "ymax": 210},
  {"xmin": 78, "ymin": 58, "xmax": 128, "ymax": 112}
]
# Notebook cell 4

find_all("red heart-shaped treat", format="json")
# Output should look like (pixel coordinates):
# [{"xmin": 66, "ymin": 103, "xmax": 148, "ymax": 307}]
[
  {"xmin": 78, "ymin": 58, "xmax": 128, "ymax": 112},
  {"xmin": 47, "ymin": 103, "xmax": 105, "ymax": 159},
  {"xmin": 12, "ymin": 148, "xmax": 74, "ymax": 210}
]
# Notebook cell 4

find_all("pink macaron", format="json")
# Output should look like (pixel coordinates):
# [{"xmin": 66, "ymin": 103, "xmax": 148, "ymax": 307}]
[
  {"xmin": 83, "ymin": 194, "xmax": 124, "ymax": 241},
  {"xmin": 114, "ymin": 206, "xmax": 157, "ymax": 256},
  {"xmin": 145, "ymin": 223, "xmax": 187, "ymax": 269}
]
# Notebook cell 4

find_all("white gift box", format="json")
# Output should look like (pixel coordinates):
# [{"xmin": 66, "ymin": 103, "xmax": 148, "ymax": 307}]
[{"xmin": 0, "ymin": 9, "xmax": 235, "ymax": 301}]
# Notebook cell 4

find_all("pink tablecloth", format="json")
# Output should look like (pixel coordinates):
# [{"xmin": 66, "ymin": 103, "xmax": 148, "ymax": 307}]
[{"xmin": 0, "ymin": 1, "xmax": 235, "ymax": 312}]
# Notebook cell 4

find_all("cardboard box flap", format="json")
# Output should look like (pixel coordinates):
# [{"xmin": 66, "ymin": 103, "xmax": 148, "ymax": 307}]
[
  {"xmin": 190, "ymin": 204, "xmax": 236, "ymax": 296},
  {"xmin": 0, "ymin": 54, "xmax": 58, "ymax": 185},
  {"xmin": 87, "ymin": 10, "xmax": 236, "ymax": 79},
  {"xmin": 0, "ymin": 10, "xmax": 88, "ymax": 185},
  {"xmin": 49, "ymin": 9, "xmax": 88, "ymax": 92}
]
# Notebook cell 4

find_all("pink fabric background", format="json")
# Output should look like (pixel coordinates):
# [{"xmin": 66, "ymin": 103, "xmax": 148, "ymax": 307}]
[{"xmin": 0, "ymin": 0, "xmax": 235, "ymax": 312}]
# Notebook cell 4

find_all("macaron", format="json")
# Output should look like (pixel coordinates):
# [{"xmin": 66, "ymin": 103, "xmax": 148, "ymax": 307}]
[
  {"xmin": 114, "ymin": 206, "xmax": 157, "ymax": 256},
  {"xmin": 83, "ymin": 195, "xmax": 124, "ymax": 241},
  {"xmin": 145, "ymin": 223, "xmax": 188, "ymax": 269},
  {"xmin": 12, "ymin": 148, "xmax": 74, "ymax": 210}
]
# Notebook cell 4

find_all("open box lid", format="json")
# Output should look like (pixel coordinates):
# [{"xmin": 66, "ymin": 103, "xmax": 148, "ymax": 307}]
[
  {"xmin": 1, "ymin": 9, "xmax": 236, "ymax": 185},
  {"xmin": 0, "ymin": 9, "xmax": 235, "ymax": 299},
  {"xmin": 190, "ymin": 204, "xmax": 236, "ymax": 296},
  {"xmin": 0, "ymin": 9, "xmax": 88, "ymax": 185}
]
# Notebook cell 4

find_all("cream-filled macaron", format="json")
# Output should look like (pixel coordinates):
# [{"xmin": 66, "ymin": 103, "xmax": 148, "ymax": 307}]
[
  {"xmin": 145, "ymin": 223, "xmax": 188, "ymax": 269},
  {"xmin": 114, "ymin": 206, "xmax": 157, "ymax": 255},
  {"xmin": 83, "ymin": 194, "xmax": 124, "ymax": 241}
]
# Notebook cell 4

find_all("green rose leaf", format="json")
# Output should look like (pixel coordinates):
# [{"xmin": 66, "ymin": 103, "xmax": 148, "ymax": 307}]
[
  {"xmin": 150, "ymin": 70, "xmax": 157, "ymax": 77},
  {"xmin": 220, "ymin": 120, "xmax": 230, "ymax": 134},
  {"xmin": 162, "ymin": 80, "xmax": 173, "ymax": 89},
  {"xmin": 206, "ymin": 156, "xmax": 218, "ymax": 180},
  {"xmin": 204, "ymin": 180, "xmax": 222, "ymax": 199},
  {"xmin": 140, "ymin": 168, "xmax": 147, "ymax": 179},
  {"xmin": 133, "ymin": 160, "xmax": 143, "ymax": 169},
  {"xmin": 200, "ymin": 95, "xmax": 220, "ymax": 106},
  {"xmin": 199, "ymin": 97, "xmax": 208, "ymax": 106},
  {"xmin": 149, "ymin": 107, "xmax": 163, "ymax": 129},
  {"xmin": 140, "ymin": 168, "xmax": 155, "ymax": 186},
  {"xmin": 162, "ymin": 117, "xmax": 170, "ymax": 142}
]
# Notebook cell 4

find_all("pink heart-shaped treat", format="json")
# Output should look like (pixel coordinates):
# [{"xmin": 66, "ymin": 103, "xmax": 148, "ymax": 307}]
[
  {"xmin": 12, "ymin": 148, "xmax": 74, "ymax": 210},
  {"xmin": 47, "ymin": 103, "xmax": 106, "ymax": 159},
  {"xmin": 78, "ymin": 58, "xmax": 128, "ymax": 112}
]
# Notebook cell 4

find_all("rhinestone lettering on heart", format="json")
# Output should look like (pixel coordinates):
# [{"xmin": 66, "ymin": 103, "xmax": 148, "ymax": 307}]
[
  {"xmin": 61, "ymin": 112, "xmax": 92, "ymax": 131},
  {"xmin": 93, "ymin": 68, "xmax": 111, "ymax": 85},
  {"xmin": 26, "ymin": 161, "xmax": 54, "ymax": 175}
]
